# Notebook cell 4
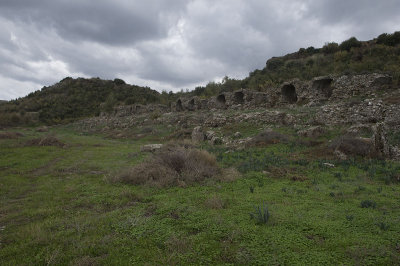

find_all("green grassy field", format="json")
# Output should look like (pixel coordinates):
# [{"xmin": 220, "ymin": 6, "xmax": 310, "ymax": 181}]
[{"xmin": 0, "ymin": 125, "xmax": 399, "ymax": 265}]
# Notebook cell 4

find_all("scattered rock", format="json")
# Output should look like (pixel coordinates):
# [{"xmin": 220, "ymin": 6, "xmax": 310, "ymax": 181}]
[
  {"xmin": 140, "ymin": 144, "xmax": 163, "ymax": 153},
  {"xmin": 297, "ymin": 126, "xmax": 326, "ymax": 138},
  {"xmin": 233, "ymin": 132, "xmax": 242, "ymax": 138},
  {"xmin": 334, "ymin": 150, "xmax": 348, "ymax": 160},
  {"xmin": 345, "ymin": 124, "xmax": 373, "ymax": 136},
  {"xmin": 205, "ymin": 130, "xmax": 216, "ymax": 140}
]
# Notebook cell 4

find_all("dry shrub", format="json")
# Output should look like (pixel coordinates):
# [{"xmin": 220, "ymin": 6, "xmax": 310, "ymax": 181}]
[
  {"xmin": 246, "ymin": 130, "xmax": 288, "ymax": 147},
  {"xmin": 297, "ymin": 139, "xmax": 323, "ymax": 147},
  {"xmin": 140, "ymin": 127, "xmax": 154, "ymax": 134},
  {"xmin": 165, "ymin": 235, "xmax": 191, "ymax": 254},
  {"xmin": 301, "ymin": 146, "xmax": 336, "ymax": 160},
  {"xmin": 0, "ymin": 131, "xmax": 24, "ymax": 139},
  {"xmin": 35, "ymin": 126, "xmax": 49, "ymax": 132},
  {"xmin": 71, "ymin": 256, "xmax": 100, "ymax": 266},
  {"xmin": 219, "ymin": 167, "xmax": 241, "ymax": 182},
  {"xmin": 25, "ymin": 135, "xmax": 65, "ymax": 147},
  {"xmin": 204, "ymin": 194, "xmax": 226, "ymax": 209},
  {"xmin": 330, "ymin": 135, "xmax": 374, "ymax": 157},
  {"xmin": 117, "ymin": 146, "xmax": 223, "ymax": 187}
]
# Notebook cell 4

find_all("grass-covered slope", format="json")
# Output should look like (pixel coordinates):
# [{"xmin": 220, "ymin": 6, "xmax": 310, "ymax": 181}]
[{"xmin": 0, "ymin": 125, "xmax": 399, "ymax": 265}]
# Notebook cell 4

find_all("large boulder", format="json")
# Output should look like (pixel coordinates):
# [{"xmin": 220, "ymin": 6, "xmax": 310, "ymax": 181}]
[
  {"xmin": 330, "ymin": 136, "xmax": 374, "ymax": 158},
  {"xmin": 373, "ymin": 122, "xmax": 391, "ymax": 158},
  {"xmin": 191, "ymin": 126, "xmax": 205, "ymax": 143}
]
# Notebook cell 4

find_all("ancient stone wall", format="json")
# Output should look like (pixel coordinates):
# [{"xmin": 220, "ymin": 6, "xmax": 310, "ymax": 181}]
[{"xmin": 111, "ymin": 73, "xmax": 393, "ymax": 116}]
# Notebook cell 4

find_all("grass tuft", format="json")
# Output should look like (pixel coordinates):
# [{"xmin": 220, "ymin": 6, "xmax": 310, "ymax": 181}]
[{"xmin": 250, "ymin": 202, "xmax": 270, "ymax": 225}]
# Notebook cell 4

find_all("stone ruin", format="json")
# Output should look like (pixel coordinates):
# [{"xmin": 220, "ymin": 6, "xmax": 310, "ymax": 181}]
[
  {"xmin": 107, "ymin": 73, "xmax": 393, "ymax": 116},
  {"xmin": 82, "ymin": 72, "xmax": 399, "ymax": 160}
]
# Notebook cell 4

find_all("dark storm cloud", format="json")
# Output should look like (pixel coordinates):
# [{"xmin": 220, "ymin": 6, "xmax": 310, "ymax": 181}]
[
  {"xmin": 0, "ymin": 0, "xmax": 186, "ymax": 45},
  {"xmin": 0, "ymin": 0, "xmax": 399, "ymax": 100}
]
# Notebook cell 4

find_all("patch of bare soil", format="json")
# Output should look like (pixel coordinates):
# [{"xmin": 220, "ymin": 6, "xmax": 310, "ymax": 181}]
[
  {"xmin": 29, "ymin": 157, "xmax": 64, "ymax": 177},
  {"xmin": 0, "ymin": 131, "xmax": 24, "ymax": 139},
  {"xmin": 25, "ymin": 135, "xmax": 65, "ymax": 147}
]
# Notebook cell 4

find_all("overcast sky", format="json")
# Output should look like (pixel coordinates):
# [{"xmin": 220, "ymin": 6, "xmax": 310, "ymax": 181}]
[{"xmin": 0, "ymin": 0, "xmax": 399, "ymax": 100}]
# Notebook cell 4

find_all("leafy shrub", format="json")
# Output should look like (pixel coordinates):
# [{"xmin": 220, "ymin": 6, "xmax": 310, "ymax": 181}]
[
  {"xmin": 322, "ymin": 42, "xmax": 339, "ymax": 54},
  {"xmin": 113, "ymin": 78, "xmax": 126, "ymax": 85},
  {"xmin": 377, "ymin": 32, "xmax": 400, "ymax": 46},
  {"xmin": 360, "ymin": 200, "xmax": 376, "ymax": 209},
  {"xmin": 339, "ymin": 37, "xmax": 362, "ymax": 51},
  {"xmin": 266, "ymin": 57, "xmax": 285, "ymax": 70},
  {"xmin": 116, "ymin": 145, "xmax": 222, "ymax": 187},
  {"xmin": 124, "ymin": 97, "xmax": 136, "ymax": 105},
  {"xmin": 376, "ymin": 222, "xmax": 390, "ymax": 231},
  {"xmin": 210, "ymin": 147, "xmax": 288, "ymax": 173},
  {"xmin": 250, "ymin": 202, "xmax": 270, "ymax": 225}
]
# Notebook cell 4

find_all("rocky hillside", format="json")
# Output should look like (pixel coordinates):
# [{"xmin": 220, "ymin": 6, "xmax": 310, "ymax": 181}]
[
  {"xmin": 190, "ymin": 32, "xmax": 400, "ymax": 96},
  {"xmin": 76, "ymin": 72, "xmax": 400, "ymax": 160}
]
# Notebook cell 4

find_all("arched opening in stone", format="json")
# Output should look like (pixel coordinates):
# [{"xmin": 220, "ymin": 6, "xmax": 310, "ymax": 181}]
[
  {"xmin": 176, "ymin": 99, "xmax": 183, "ymax": 112},
  {"xmin": 233, "ymin": 91, "xmax": 245, "ymax": 104},
  {"xmin": 216, "ymin": 94, "xmax": 226, "ymax": 108},
  {"xmin": 281, "ymin": 84, "xmax": 297, "ymax": 104},
  {"xmin": 200, "ymin": 99, "xmax": 208, "ymax": 109},
  {"xmin": 312, "ymin": 78, "xmax": 333, "ymax": 98},
  {"xmin": 188, "ymin": 98, "xmax": 195, "ymax": 111}
]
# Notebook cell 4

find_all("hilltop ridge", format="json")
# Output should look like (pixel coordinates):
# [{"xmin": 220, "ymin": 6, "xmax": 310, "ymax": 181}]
[{"xmin": 1, "ymin": 31, "xmax": 399, "ymax": 127}]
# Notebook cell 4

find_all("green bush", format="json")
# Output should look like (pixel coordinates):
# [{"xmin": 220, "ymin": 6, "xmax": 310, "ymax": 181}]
[
  {"xmin": 339, "ymin": 37, "xmax": 362, "ymax": 51},
  {"xmin": 266, "ymin": 57, "xmax": 285, "ymax": 70},
  {"xmin": 377, "ymin": 32, "xmax": 400, "ymax": 46},
  {"xmin": 322, "ymin": 42, "xmax": 339, "ymax": 54}
]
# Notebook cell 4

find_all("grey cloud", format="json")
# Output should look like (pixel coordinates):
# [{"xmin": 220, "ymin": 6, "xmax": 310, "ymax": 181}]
[{"xmin": 0, "ymin": 0, "xmax": 399, "ymax": 100}]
